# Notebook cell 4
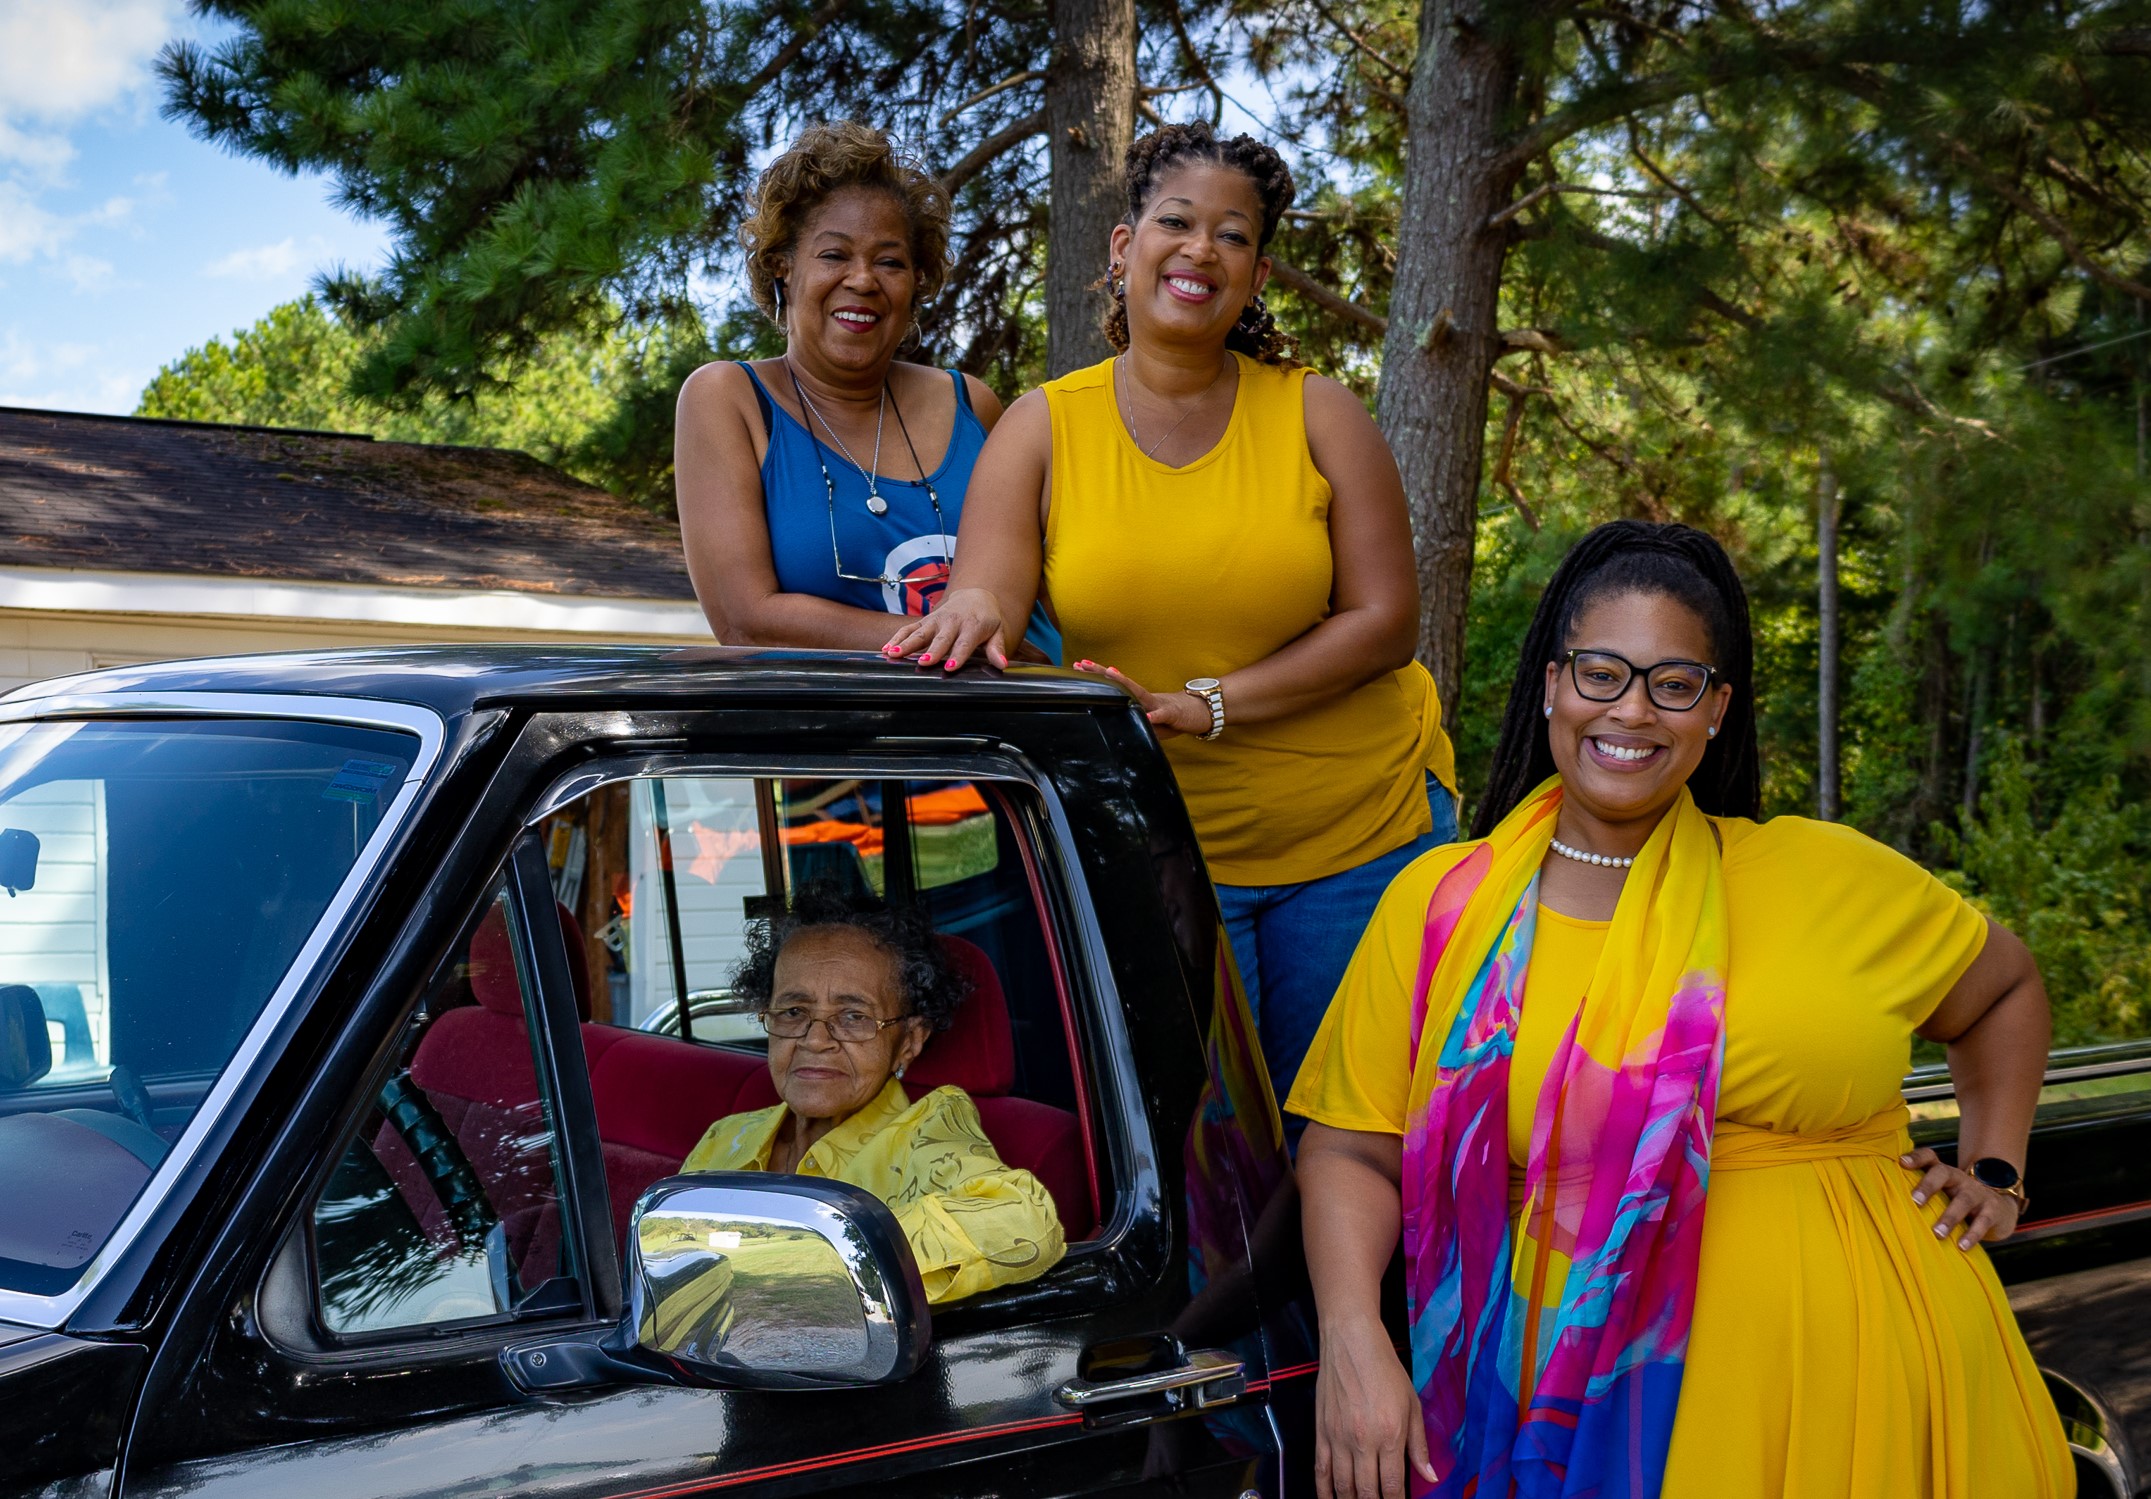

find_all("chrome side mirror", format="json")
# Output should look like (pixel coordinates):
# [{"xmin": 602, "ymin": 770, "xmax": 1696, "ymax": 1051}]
[{"xmin": 503, "ymin": 1174, "xmax": 930, "ymax": 1394}]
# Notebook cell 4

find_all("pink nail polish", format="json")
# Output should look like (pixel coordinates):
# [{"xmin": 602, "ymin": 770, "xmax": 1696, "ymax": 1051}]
[
  {"xmin": 918, "ymin": 654, "xmax": 934, "ymax": 666},
  {"xmin": 943, "ymin": 659, "xmax": 958, "ymax": 672}
]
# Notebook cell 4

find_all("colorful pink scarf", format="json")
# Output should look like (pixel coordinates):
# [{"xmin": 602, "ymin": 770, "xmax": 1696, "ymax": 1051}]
[{"xmin": 1402, "ymin": 780, "xmax": 1726, "ymax": 1497}]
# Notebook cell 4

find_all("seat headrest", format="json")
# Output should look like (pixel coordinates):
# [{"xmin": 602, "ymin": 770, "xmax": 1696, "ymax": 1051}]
[
  {"xmin": 467, "ymin": 906, "xmax": 523, "ymax": 1016},
  {"xmin": 904, "ymin": 935, "xmax": 1015, "ymax": 1097},
  {"xmin": 0, "ymin": 984, "xmax": 52, "ymax": 1089},
  {"xmin": 467, "ymin": 902, "xmax": 593, "ymax": 1020}
]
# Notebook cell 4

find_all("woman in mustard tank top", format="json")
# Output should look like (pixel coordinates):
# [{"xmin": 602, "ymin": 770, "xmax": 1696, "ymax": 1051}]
[{"xmin": 886, "ymin": 123, "xmax": 1460, "ymax": 1121}]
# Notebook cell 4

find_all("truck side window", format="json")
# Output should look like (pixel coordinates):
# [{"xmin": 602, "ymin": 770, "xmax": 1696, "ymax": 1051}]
[
  {"xmin": 310, "ymin": 884, "xmax": 581, "ymax": 1338},
  {"xmin": 539, "ymin": 771, "xmax": 1105, "ymax": 1286}
]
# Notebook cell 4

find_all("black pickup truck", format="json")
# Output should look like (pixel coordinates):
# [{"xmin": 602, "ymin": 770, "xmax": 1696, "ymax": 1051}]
[{"xmin": 0, "ymin": 647, "xmax": 2143, "ymax": 1499}]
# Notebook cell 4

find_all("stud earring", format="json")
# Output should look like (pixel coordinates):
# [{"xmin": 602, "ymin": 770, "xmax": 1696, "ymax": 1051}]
[
  {"xmin": 1707, "ymin": 725, "xmax": 1718, "ymax": 737},
  {"xmin": 1544, "ymin": 703, "xmax": 1554, "ymax": 718},
  {"xmin": 894, "ymin": 1063, "xmax": 907, "ymax": 1079}
]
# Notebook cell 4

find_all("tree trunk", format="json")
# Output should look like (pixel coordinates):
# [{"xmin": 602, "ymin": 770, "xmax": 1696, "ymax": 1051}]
[
  {"xmin": 1816, "ymin": 451, "xmax": 1841, "ymax": 821},
  {"xmin": 1044, "ymin": 0, "xmax": 1136, "ymax": 377},
  {"xmin": 1375, "ymin": 0, "xmax": 1525, "ymax": 734}
]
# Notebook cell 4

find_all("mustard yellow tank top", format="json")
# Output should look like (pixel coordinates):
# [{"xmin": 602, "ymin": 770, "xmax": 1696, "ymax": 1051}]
[{"xmin": 1042, "ymin": 354, "xmax": 1458, "ymax": 886}]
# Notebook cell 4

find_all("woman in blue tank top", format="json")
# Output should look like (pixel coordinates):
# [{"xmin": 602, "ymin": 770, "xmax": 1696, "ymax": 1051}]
[{"xmin": 676, "ymin": 122, "xmax": 1058, "ymax": 660}]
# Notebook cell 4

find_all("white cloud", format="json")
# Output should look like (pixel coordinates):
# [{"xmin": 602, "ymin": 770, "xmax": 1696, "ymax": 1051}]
[
  {"xmin": 0, "ymin": 329, "xmax": 146, "ymax": 414},
  {"xmin": 0, "ymin": 118, "xmax": 74, "ymax": 180},
  {"xmin": 203, "ymin": 236, "xmax": 306, "ymax": 281},
  {"xmin": 0, "ymin": 0, "xmax": 182, "ymax": 124},
  {"xmin": 0, "ymin": 181, "xmax": 134, "ymax": 265},
  {"xmin": 0, "ymin": 0, "xmax": 172, "ymax": 289},
  {"xmin": 63, "ymin": 256, "xmax": 115, "ymax": 291},
  {"xmin": 0, "ymin": 182, "xmax": 67, "ymax": 262}
]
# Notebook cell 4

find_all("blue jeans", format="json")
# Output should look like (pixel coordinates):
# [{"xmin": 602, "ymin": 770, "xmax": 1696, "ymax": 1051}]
[{"xmin": 1217, "ymin": 776, "xmax": 1459, "ymax": 1146}]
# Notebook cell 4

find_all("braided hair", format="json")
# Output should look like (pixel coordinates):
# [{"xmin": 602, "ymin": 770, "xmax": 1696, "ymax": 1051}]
[
  {"xmin": 1470, "ymin": 520, "xmax": 1763, "ymax": 838},
  {"xmin": 1103, "ymin": 121, "xmax": 1301, "ymax": 366}
]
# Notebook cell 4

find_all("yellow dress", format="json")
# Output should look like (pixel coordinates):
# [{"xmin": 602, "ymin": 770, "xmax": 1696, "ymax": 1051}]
[
  {"xmin": 1040, "ymin": 353, "xmax": 1455, "ymax": 886},
  {"xmin": 1288, "ymin": 815, "xmax": 2073, "ymax": 1497},
  {"xmin": 682, "ymin": 1078, "xmax": 1065, "ymax": 1305}
]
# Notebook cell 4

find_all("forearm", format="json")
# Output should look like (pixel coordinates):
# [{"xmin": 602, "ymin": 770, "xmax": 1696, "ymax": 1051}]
[
  {"xmin": 1215, "ymin": 607, "xmax": 1416, "ymax": 729},
  {"xmin": 1298, "ymin": 1125, "xmax": 1404, "ymax": 1339},
  {"xmin": 714, "ymin": 591, "xmax": 913, "ymax": 651},
  {"xmin": 1947, "ymin": 977, "xmax": 2050, "ymax": 1170},
  {"xmin": 894, "ymin": 1174, "xmax": 1067, "ymax": 1304}
]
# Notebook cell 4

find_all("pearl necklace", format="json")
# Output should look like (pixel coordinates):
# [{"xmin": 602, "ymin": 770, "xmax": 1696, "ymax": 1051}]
[{"xmin": 1549, "ymin": 837, "xmax": 1634, "ymax": 869}]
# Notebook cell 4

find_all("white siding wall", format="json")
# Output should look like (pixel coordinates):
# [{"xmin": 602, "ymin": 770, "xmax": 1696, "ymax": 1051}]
[
  {"xmin": 626, "ymin": 777, "xmax": 766, "ymax": 1029},
  {"xmin": 0, "ymin": 778, "xmax": 107, "ymax": 1067}
]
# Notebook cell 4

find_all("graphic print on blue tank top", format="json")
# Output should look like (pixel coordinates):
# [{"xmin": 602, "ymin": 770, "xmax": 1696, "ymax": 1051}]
[{"xmin": 742, "ymin": 363, "xmax": 1061, "ymax": 661}]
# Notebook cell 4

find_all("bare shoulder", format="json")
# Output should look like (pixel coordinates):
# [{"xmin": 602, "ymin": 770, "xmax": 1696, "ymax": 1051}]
[
  {"xmin": 676, "ymin": 358, "xmax": 758, "ymax": 422},
  {"xmin": 1301, "ymin": 370, "xmax": 1379, "ymax": 431},
  {"xmin": 975, "ymin": 385, "xmax": 1053, "ymax": 455},
  {"xmin": 998, "ymin": 385, "xmax": 1052, "ymax": 428},
  {"xmin": 961, "ymin": 371, "xmax": 1006, "ymax": 429}
]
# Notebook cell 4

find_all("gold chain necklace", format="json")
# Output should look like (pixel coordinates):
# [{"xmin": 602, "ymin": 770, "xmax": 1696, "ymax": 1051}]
[{"xmin": 1115, "ymin": 354, "xmax": 1229, "ymax": 459}]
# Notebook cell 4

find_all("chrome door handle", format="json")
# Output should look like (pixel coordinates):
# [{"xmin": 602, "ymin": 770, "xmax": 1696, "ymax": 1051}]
[{"xmin": 1054, "ymin": 1348, "xmax": 1248, "ymax": 1411}]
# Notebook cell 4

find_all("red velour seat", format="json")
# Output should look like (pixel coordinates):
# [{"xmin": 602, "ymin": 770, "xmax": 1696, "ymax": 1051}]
[
  {"xmin": 377, "ymin": 901, "xmax": 591, "ymax": 1288},
  {"xmin": 582, "ymin": 935, "xmax": 1096, "ymax": 1245}
]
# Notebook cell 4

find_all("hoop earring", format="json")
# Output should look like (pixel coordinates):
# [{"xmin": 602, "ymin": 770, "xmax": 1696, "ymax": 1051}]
[
  {"xmin": 1237, "ymin": 291, "xmax": 1271, "ymax": 329},
  {"xmin": 771, "ymin": 276, "xmax": 788, "ymax": 326},
  {"xmin": 1108, "ymin": 263, "xmax": 1125, "ymax": 300}
]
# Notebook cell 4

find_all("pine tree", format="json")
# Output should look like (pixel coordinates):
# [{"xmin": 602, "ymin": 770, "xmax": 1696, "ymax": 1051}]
[{"xmin": 1197, "ymin": 0, "xmax": 2151, "ymax": 725}]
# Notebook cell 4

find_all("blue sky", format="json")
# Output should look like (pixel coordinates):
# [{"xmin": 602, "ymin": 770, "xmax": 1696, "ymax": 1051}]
[
  {"xmin": 0, "ymin": 0, "xmax": 388, "ymax": 414},
  {"xmin": 0, "ymin": 2, "xmax": 1317, "ymax": 418}
]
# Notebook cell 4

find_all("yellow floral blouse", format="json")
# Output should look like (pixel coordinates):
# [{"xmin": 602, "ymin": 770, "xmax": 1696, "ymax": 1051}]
[{"xmin": 681, "ymin": 1078, "xmax": 1066, "ymax": 1305}]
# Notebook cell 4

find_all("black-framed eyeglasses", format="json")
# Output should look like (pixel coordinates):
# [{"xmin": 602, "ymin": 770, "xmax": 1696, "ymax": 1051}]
[
  {"xmin": 1563, "ymin": 649, "xmax": 1719, "ymax": 711},
  {"xmin": 757, "ymin": 1003, "xmax": 913, "ymax": 1044}
]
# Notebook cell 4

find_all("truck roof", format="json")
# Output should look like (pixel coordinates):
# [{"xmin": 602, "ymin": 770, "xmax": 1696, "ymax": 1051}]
[{"xmin": 0, "ymin": 644, "xmax": 1134, "ymax": 721}]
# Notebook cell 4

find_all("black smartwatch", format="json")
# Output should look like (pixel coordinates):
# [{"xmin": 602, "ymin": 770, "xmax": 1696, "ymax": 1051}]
[{"xmin": 1969, "ymin": 1156, "xmax": 2029, "ymax": 1213}]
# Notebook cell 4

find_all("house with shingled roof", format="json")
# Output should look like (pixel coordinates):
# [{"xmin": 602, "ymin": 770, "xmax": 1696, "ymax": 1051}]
[{"xmin": 0, "ymin": 405, "xmax": 708, "ymax": 692}]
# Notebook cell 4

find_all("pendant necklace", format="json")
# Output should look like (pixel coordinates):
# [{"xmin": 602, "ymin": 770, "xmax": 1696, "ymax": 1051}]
[
  {"xmin": 1116, "ymin": 354, "xmax": 1228, "ymax": 460},
  {"xmin": 781, "ymin": 359, "xmax": 950, "ymax": 590},
  {"xmin": 787, "ymin": 358, "xmax": 891, "ymax": 515}
]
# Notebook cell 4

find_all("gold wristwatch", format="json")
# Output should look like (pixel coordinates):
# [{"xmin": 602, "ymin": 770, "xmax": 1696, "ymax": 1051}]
[{"xmin": 1184, "ymin": 678, "xmax": 1225, "ymax": 741}]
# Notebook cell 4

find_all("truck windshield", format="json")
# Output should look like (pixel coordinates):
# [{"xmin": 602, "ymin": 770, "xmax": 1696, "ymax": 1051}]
[{"xmin": 0, "ymin": 716, "xmax": 418, "ymax": 1300}]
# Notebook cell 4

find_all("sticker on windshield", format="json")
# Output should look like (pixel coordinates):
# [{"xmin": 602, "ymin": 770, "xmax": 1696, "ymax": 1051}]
[{"xmin": 323, "ymin": 758, "xmax": 404, "ymax": 804}]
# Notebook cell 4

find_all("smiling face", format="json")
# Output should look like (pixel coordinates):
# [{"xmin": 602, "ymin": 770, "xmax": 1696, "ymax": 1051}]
[
  {"xmin": 1108, "ymin": 161, "xmax": 1272, "ymax": 350},
  {"xmin": 763, "ymin": 925, "xmax": 928, "ymax": 1124},
  {"xmin": 782, "ymin": 185, "xmax": 918, "ymax": 376},
  {"xmin": 1543, "ymin": 589, "xmax": 1734, "ymax": 835}
]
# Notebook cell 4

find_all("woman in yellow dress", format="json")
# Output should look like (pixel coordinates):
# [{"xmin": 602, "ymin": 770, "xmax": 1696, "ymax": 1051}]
[
  {"xmin": 1288, "ymin": 520, "xmax": 2070, "ymax": 1498},
  {"xmin": 884, "ymin": 122, "xmax": 1456, "ymax": 1127},
  {"xmin": 683, "ymin": 885, "xmax": 1064, "ymax": 1306}
]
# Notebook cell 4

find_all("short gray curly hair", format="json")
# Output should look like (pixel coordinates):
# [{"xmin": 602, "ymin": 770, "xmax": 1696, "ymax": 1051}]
[{"xmin": 730, "ymin": 882, "xmax": 970, "ymax": 1033}]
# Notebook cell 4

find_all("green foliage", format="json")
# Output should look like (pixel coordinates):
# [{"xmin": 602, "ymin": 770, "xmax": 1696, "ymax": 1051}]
[
  {"xmin": 137, "ymin": 297, "xmax": 710, "ymax": 505},
  {"xmin": 1939, "ymin": 739, "xmax": 2151, "ymax": 1048},
  {"xmin": 157, "ymin": 0, "xmax": 1085, "ymax": 410},
  {"xmin": 153, "ymin": 0, "xmax": 2151, "ymax": 1027}
]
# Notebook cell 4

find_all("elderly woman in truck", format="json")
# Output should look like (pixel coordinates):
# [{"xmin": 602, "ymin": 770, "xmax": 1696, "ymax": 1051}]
[{"xmin": 682, "ymin": 884, "xmax": 1064, "ymax": 1305}]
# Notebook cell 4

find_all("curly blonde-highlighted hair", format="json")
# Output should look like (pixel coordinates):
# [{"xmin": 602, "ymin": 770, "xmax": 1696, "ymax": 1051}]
[{"xmin": 739, "ymin": 121, "xmax": 953, "ymax": 324}]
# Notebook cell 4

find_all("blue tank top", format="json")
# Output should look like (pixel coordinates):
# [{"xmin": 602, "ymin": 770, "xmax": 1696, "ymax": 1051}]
[{"xmin": 742, "ymin": 363, "xmax": 1061, "ymax": 661}]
